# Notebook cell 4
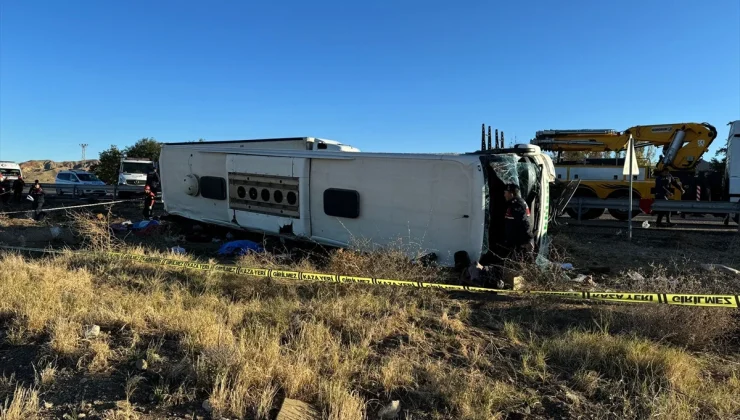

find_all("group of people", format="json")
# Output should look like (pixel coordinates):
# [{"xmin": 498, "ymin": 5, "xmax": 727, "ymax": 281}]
[
  {"xmin": 0, "ymin": 166, "xmax": 161, "ymax": 221},
  {"xmin": 0, "ymin": 175, "xmax": 47, "ymax": 219}
]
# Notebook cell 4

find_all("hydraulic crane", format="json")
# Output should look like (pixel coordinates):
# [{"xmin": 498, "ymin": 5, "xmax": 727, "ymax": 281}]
[
  {"xmin": 533, "ymin": 122, "xmax": 717, "ymax": 171},
  {"xmin": 531, "ymin": 122, "xmax": 718, "ymax": 220}
]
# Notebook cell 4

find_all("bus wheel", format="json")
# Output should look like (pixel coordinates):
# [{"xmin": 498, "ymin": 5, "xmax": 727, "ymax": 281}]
[
  {"xmin": 565, "ymin": 188, "xmax": 605, "ymax": 220},
  {"xmin": 607, "ymin": 189, "xmax": 641, "ymax": 221}
]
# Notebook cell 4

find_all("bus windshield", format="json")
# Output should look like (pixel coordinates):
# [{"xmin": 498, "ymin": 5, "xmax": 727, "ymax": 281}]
[
  {"xmin": 0, "ymin": 168, "xmax": 21, "ymax": 177},
  {"xmin": 121, "ymin": 162, "xmax": 154, "ymax": 174}
]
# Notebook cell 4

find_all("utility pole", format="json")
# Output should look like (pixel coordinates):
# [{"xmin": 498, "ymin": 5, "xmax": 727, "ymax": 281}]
[{"xmin": 80, "ymin": 144, "xmax": 88, "ymax": 164}]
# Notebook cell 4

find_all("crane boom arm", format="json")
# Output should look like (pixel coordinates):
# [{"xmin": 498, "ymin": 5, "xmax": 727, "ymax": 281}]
[
  {"xmin": 532, "ymin": 122, "xmax": 717, "ymax": 170},
  {"xmin": 624, "ymin": 123, "xmax": 717, "ymax": 170}
]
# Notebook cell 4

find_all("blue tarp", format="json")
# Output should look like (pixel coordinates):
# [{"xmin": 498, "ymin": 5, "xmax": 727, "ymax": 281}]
[
  {"xmin": 132, "ymin": 220, "xmax": 159, "ymax": 230},
  {"xmin": 217, "ymin": 240, "xmax": 264, "ymax": 256}
]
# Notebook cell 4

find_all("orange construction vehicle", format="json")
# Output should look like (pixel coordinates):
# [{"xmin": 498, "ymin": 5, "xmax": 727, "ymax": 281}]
[{"xmin": 531, "ymin": 122, "xmax": 718, "ymax": 220}]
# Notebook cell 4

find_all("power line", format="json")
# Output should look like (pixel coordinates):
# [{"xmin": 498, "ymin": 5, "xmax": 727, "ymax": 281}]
[{"xmin": 80, "ymin": 144, "xmax": 88, "ymax": 163}]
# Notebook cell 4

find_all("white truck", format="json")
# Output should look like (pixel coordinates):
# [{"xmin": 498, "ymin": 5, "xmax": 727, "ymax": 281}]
[
  {"xmin": 158, "ymin": 137, "xmax": 555, "ymax": 267},
  {"xmin": 0, "ymin": 161, "xmax": 23, "ymax": 181},
  {"xmin": 118, "ymin": 157, "xmax": 155, "ymax": 197},
  {"xmin": 725, "ymin": 120, "xmax": 740, "ymax": 222}
]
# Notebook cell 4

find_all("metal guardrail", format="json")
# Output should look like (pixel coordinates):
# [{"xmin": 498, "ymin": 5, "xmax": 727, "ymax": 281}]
[
  {"xmin": 563, "ymin": 197, "xmax": 740, "ymax": 232},
  {"xmin": 36, "ymin": 183, "xmax": 150, "ymax": 197},
  {"xmin": 564, "ymin": 197, "xmax": 740, "ymax": 214}
]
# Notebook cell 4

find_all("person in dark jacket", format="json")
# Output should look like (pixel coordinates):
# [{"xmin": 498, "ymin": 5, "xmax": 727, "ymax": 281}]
[
  {"xmin": 146, "ymin": 167, "xmax": 161, "ymax": 195},
  {"xmin": 0, "ymin": 174, "xmax": 12, "ymax": 205},
  {"xmin": 654, "ymin": 169, "xmax": 683, "ymax": 227},
  {"xmin": 143, "ymin": 185, "xmax": 156, "ymax": 219},
  {"xmin": 29, "ymin": 180, "xmax": 45, "ymax": 219},
  {"xmin": 12, "ymin": 176, "xmax": 25, "ymax": 204},
  {"xmin": 503, "ymin": 183, "xmax": 534, "ymax": 263},
  {"xmin": 0, "ymin": 175, "xmax": 6, "ymax": 206}
]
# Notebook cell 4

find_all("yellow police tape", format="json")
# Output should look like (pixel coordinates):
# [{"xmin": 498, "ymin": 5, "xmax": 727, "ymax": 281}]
[
  {"xmin": 102, "ymin": 252, "xmax": 740, "ymax": 309},
  {"xmin": 0, "ymin": 245, "xmax": 736, "ymax": 308}
]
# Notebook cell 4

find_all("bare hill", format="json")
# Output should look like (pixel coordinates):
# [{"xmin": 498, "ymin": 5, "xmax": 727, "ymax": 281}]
[{"xmin": 19, "ymin": 159, "xmax": 99, "ymax": 183}]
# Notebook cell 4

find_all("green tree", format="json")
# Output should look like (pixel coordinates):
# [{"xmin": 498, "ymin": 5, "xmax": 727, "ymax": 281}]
[
  {"xmin": 92, "ymin": 138, "xmax": 162, "ymax": 185},
  {"xmin": 92, "ymin": 145, "xmax": 124, "ymax": 184},
  {"xmin": 124, "ymin": 137, "xmax": 162, "ymax": 161},
  {"xmin": 709, "ymin": 146, "xmax": 727, "ymax": 173},
  {"xmin": 635, "ymin": 145, "xmax": 656, "ymax": 166}
]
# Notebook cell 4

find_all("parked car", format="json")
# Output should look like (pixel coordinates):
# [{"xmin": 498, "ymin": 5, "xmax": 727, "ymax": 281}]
[{"xmin": 55, "ymin": 170, "xmax": 107, "ymax": 197}]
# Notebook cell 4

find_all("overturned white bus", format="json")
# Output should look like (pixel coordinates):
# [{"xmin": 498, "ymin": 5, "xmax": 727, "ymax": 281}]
[{"xmin": 158, "ymin": 137, "xmax": 555, "ymax": 267}]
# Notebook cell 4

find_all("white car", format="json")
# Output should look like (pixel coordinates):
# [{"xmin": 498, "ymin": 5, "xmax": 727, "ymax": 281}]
[{"xmin": 55, "ymin": 170, "xmax": 107, "ymax": 197}]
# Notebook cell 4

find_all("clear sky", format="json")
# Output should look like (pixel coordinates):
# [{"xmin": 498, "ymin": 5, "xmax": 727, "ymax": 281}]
[{"xmin": 1, "ymin": 0, "xmax": 738, "ymax": 163}]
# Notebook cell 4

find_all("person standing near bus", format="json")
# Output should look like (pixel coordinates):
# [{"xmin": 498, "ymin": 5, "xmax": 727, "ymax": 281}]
[
  {"xmin": 654, "ymin": 169, "xmax": 683, "ymax": 227},
  {"xmin": 29, "ymin": 180, "xmax": 45, "ymax": 219}
]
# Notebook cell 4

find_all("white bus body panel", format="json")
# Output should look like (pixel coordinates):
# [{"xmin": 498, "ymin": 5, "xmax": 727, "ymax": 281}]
[
  {"xmin": 159, "ymin": 143, "xmax": 550, "ymax": 267},
  {"xmin": 728, "ymin": 120, "xmax": 740, "ymax": 203},
  {"xmin": 227, "ymin": 154, "xmax": 312, "ymax": 237},
  {"xmin": 164, "ymin": 137, "xmax": 360, "ymax": 152},
  {"xmin": 307, "ymin": 156, "xmax": 485, "ymax": 265}
]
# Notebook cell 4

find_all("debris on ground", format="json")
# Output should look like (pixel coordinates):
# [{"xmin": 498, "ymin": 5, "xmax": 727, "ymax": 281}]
[
  {"xmin": 506, "ymin": 275, "xmax": 526, "ymax": 290},
  {"xmin": 572, "ymin": 274, "xmax": 596, "ymax": 285},
  {"xmin": 170, "ymin": 246, "xmax": 186, "ymax": 255},
  {"xmin": 217, "ymin": 240, "xmax": 264, "ymax": 256},
  {"xmin": 701, "ymin": 264, "xmax": 740, "ymax": 276},
  {"xmin": 136, "ymin": 359, "xmax": 148, "ymax": 371},
  {"xmin": 276, "ymin": 398, "xmax": 319, "ymax": 420},
  {"xmin": 109, "ymin": 221, "xmax": 132, "ymax": 232},
  {"xmin": 132, "ymin": 219, "xmax": 161, "ymax": 237},
  {"xmin": 378, "ymin": 400, "xmax": 401, "ymax": 419},
  {"xmin": 84, "ymin": 324, "xmax": 100, "ymax": 339},
  {"xmin": 626, "ymin": 271, "xmax": 645, "ymax": 282},
  {"xmin": 559, "ymin": 262, "xmax": 574, "ymax": 270}
]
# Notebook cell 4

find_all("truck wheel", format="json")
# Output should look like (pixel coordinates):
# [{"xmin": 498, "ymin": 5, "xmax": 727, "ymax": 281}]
[
  {"xmin": 565, "ymin": 188, "xmax": 605, "ymax": 220},
  {"xmin": 607, "ymin": 189, "xmax": 641, "ymax": 221}
]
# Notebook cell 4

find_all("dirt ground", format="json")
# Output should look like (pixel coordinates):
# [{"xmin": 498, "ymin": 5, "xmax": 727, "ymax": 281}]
[{"xmin": 0, "ymin": 203, "xmax": 739, "ymax": 419}]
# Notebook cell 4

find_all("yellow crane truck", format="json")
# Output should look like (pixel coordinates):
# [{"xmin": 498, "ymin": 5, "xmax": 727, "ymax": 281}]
[{"xmin": 532, "ymin": 122, "xmax": 718, "ymax": 220}]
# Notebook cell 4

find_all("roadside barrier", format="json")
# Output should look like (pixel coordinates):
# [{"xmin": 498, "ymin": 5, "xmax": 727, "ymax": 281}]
[
  {"xmin": 1, "ymin": 245, "xmax": 738, "ymax": 308},
  {"xmin": 0, "ymin": 199, "xmax": 137, "ymax": 215}
]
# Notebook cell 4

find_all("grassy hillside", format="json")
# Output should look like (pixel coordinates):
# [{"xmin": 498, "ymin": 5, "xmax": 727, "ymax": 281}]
[
  {"xmin": 19, "ymin": 160, "xmax": 99, "ymax": 183},
  {"xmin": 0, "ymin": 216, "xmax": 738, "ymax": 419}
]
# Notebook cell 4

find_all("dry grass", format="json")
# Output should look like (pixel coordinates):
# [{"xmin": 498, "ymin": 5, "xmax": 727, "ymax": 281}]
[
  {"xmin": 67, "ymin": 209, "xmax": 119, "ymax": 251},
  {"xmin": 542, "ymin": 330, "xmax": 740, "ymax": 418},
  {"xmin": 0, "ymin": 386, "xmax": 39, "ymax": 420},
  {"xmin": 0, "ymin": 222, "xmax": 738, "ymax": 418}
]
